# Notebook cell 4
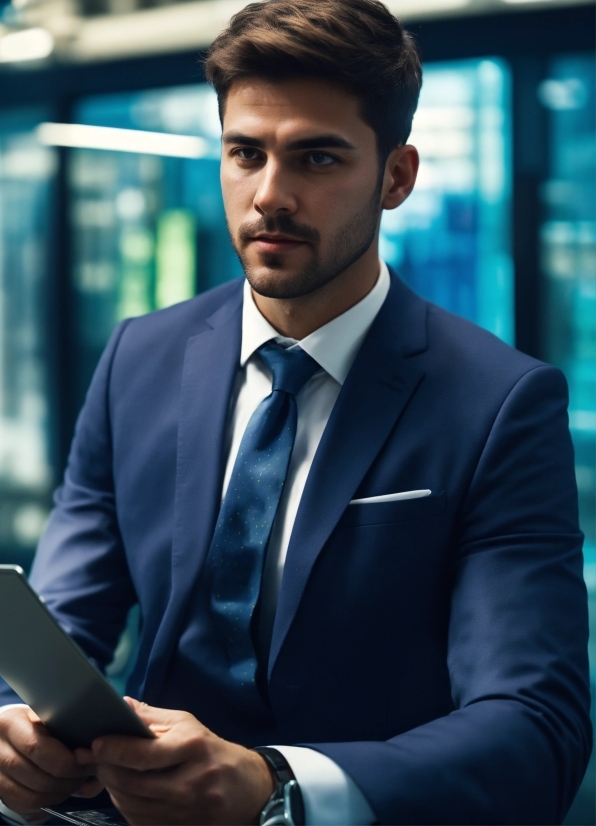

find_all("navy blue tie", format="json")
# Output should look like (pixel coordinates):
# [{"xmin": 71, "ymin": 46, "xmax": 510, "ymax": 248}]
[{"xmin": 205, "ymin": 342, "xmax": 320, "ymax": 688}]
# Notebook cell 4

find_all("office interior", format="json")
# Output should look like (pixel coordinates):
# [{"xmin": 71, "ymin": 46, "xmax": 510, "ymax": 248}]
[{"xmin": 0, "ymin": 0, "xmax": 594, "ymax": 821}]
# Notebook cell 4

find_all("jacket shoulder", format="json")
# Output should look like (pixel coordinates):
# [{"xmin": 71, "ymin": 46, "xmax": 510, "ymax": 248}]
[
  {"xmin": 386, "ymin": 277, "xmax": 569, "ymax": 413},
  {"xmin": 129, "ymin": 278, "xmax": 243, "ymax": 333},
  {"xmin": 388, "ymin": 269, "xmax": 548, "ymax": 385},
  {"xmin": 113, "ymin": 278, "xmax": 243, "ymax": 356},
  {"xmin": 424, "ymin": 299, "xmax": 552, "ymax": 386}
]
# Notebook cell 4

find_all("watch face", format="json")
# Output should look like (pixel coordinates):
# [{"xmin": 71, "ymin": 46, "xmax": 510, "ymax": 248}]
[
  {"xmin": 260, "ymin": 779, "xmax": 304, "ymax": 826},
  {"xmin": 286, "ymin": 779, "xmax": 305, "ymax": 826}
]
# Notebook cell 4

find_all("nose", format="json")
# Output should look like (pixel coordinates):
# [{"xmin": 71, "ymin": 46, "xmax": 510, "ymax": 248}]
[{"xmin": 253, "ymin": 160, "xmax": 297, "ymax": 216}]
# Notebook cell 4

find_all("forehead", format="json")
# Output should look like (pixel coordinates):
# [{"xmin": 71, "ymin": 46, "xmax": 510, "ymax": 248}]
[{"xmin": 222, "ymin": 77, "xmax": 374, "ymax": 145}]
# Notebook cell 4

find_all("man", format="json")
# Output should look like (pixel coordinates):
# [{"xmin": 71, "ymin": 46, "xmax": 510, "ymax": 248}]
[{"xmin": 0, "ymin": 1, "xmax": 591, "ymax": 824}]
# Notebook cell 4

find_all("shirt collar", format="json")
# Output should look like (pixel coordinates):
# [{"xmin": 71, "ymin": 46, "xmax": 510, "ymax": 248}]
[{"xmin": 240, "ymin": 260, "xmax": 391, "ymax": 385}]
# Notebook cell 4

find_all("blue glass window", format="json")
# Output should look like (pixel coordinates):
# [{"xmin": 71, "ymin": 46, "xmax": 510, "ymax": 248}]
[
  {"xmin": 70, "ymin": 85, "xmax": 243, "ymax": 402},
  {"xmin": 0, "ymin": 108, "xmax": 56, "ymax": 565},
  {"xmin": 380, "ymin": 58, "xmax": 513, "ymax": 343},
  {"xmin": 539, "ymin": 53, "xmax": 596, "ymax": 729}
]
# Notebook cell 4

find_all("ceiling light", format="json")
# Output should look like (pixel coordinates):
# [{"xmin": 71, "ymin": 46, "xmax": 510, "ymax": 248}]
[
  {"xmin": 0, "ymin": 27, "xmax": 54, "ymax": 62},
  {"xmin": 36, "ymin": 122, "xmax": 212, "ymax": 159},
  {"xmin": 72, "ymin": 0, "xmax": 248, "ymax": 61},
  {"xmin": 385, "ymin": 0, "xmax": 472, "ymax": 15}
]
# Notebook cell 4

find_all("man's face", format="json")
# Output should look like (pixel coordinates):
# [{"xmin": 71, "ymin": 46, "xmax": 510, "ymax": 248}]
[{"xmin": 220, "ymin": 78, "xmax": 384, "ymax": 300}]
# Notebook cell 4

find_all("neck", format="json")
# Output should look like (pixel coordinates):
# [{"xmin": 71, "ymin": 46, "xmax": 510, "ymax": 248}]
[{"xmin": 251, "ymin": 245, "xmax": 381, "ymax": 340}]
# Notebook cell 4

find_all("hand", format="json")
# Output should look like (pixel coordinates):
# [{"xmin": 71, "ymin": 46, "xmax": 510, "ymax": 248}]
[
  {"xmin": 0, "ymin": 706, "xmax": 103, "ymax": 816},
  {"xmin": 75, "ymin": 698, "xmax": 275, "ymax": 825}
]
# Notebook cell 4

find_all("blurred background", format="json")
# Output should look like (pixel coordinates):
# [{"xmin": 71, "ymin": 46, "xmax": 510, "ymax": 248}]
[{"xmin": 0, "ymin": 0, "xmax": 594, "ymax": 820}]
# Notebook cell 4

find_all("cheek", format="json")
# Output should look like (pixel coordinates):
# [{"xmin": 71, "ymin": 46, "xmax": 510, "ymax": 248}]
[
  {"xmin": 306, "ymin": 174, "xmax": 371, "ymax": 217},
  {"xmin": 305, "ymin": 183, "xmax": 363, "ymax": 235},
  {"xmin": 221, "ymin": 169, "xmax": 255, "ymax": 222}
]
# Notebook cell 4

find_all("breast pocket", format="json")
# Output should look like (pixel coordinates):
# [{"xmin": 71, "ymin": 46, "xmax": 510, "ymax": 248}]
[{"xmin": 341, "ymin": 492, "xmax": 446, "ymax": 527}]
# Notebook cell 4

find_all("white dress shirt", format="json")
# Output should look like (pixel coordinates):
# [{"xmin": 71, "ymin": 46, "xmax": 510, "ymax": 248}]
[
  {"xmin": 0, "ymin": 261, "xmax": 390, "ymax": 826},
  {"xmin": 222, "ymin": 262, "xmax": 390, "ymax": 825}
]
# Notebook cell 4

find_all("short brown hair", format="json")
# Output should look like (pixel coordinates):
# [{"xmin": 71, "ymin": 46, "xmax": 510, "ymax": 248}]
[{"xmin": 204, "ymin": 0, "xmax": 422, "ymax": 162}]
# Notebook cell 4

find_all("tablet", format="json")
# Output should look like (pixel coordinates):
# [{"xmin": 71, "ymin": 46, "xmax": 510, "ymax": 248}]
[{"xmin": 0, "ymin": 565, "xmax": 154, "ymax": 749}]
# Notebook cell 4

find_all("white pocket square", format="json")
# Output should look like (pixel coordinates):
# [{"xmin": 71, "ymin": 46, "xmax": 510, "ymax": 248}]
[{"xmin": 349, "ymin": 489, "xmax": 432, "ymax": 505}]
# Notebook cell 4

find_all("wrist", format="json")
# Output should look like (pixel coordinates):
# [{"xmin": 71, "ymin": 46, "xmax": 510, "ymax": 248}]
[
  {"xmin": 250, "ymin": 757, "xmax": 273, "ymax": 826},
  {"xmin": 252, "ymin": 747, "xmax": 305, "ymax": 826},
  {"xmin": 253, "ymin": 749, "xmax": 277, "ymax": 810},
  {"xmin": 236, "ymin": 745, "xmax": 275, "ymax": 826}
]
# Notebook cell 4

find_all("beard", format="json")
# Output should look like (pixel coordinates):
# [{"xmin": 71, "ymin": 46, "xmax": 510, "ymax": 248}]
[{"xmin": 229, "ymin": 177, "xmax": 383, "ymax": 300}]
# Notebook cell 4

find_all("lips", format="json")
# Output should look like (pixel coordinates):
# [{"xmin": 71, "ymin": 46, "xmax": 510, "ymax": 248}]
[{"xmin": 250, "ymin": 235, "xmax": 307, "ymax": 252}]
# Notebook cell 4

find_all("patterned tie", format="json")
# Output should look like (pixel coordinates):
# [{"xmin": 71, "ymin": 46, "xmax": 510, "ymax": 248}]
[{"xmin": 205, "ymin": 341, "xmax": 320, "ymax": 687}]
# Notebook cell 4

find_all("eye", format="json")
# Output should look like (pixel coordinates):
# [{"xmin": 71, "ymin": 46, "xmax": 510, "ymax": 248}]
[
  {"xmin": 306, "ymin": 152, "xmax": 336, "ymax": 167},
  {"xmin": 234, "ymin": 147, "xmax": 262, "ymax": 161}
]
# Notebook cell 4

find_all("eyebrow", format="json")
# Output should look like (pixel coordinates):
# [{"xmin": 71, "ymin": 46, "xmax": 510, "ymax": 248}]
[{"xmin": 222, "ymin": 132, "xmax": 356, "ymax": 151}]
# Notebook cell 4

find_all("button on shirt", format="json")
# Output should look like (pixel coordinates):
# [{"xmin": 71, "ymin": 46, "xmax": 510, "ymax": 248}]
[{"xmin": 221, "ymin": 261, "xmax": 390, "ymax": 825}]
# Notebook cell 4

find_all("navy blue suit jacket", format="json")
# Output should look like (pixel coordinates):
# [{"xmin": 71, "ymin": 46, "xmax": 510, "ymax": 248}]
[{"xmin": 1, "ymin": 271, "xmax": 591, "ymax": 824}]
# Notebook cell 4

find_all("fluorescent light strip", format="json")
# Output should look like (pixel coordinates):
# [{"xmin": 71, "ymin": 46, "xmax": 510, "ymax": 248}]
[
  {"xmin": 59, "ymin": 0, "xmax": 592, "ymax": 63},
  {"xmin": 72, "ymin": 0, "xmax": 249, "ymax": 60},
  {"xmin": 0, "ymin": 27, "xmax": 54, "ymax": 62},
  {"xmin": 70, "ymin": 0, "xmax": 475, "ymax": 63},
  {"xmin": 385, "ymin": 0, "xmax": 472, "ymax": 14},
  {"xmin": 36, "ymin": 123, "xmax": 211, "ymax": 159}
]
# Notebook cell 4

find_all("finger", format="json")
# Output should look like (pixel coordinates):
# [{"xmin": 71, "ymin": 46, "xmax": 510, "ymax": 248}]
[
  {"xmin": 104, "ymin": 790, "xmax": 147, "ymax": 826},
  {"xmin": 123, "ymin": 699, "xmax": 188, "ymax": 731},
  {"xmin": 0, "ymin": 740, "xmax": 86, "ymax": 797},
  {"xmin": 73, "ymin": 777, "xmax": 105, "ymax": 798},
  {"xmin": 6, "ymin": 716, "xmax": 85, "ymax": 779},
  {"xmin": 75, "ymin": 748, "xmax": 94, "ymax": 766},
  {"xmin": 93, "ymin": 765, "xmax": 153, "ymax": 798},
  {"xmin": 0, "ymin": 770, "xmax": 75, "ymax": 816},
  {"xmin": 94, "ymin": 764, "xmax": 187, "ymax": 802},
  {"xmin": 91, "ymin": 729, "xmax": 191, "ymax": 772}
]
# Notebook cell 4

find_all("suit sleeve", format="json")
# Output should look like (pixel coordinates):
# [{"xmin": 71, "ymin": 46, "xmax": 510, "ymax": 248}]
[
  {"xmin": 305, "ymin": 365, "xmax": 592, "ymax": 825},
  {"xmin": 0, "ymin": 320, "xmax": 136, "ymax": 707}
]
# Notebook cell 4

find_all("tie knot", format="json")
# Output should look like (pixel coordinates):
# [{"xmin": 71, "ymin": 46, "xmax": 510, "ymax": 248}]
[{"xmin": 258, "ymin": 342, "xmax": 320, "ymax": 396}]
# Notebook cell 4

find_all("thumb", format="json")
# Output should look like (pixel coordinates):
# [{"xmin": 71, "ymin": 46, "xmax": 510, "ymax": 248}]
[
  {"xmin": 74, "ymin": 777, "xmax": 105, "ymax": 798},
  {"xmin": 123, "ymin": 697, "xmax": 183, "ymax": 728},
  {"xmin": 26, "ymin": 707, "xmax": 42, "ymax": 724}
]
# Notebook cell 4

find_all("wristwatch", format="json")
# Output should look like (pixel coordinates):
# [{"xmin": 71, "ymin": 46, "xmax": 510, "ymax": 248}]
[{"xmin": 253, "ymin": 747, "xmax": 305, "ymax": 826}]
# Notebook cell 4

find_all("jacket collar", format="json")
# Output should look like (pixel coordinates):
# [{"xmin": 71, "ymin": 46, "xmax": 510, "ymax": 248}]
[{"xmin": 240, "ymin": 260, "xmax": 392, "ymax": 385}]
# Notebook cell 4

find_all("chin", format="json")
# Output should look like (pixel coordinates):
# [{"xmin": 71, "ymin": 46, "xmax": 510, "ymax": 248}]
[
  {"xmin": 242, "ymin": 252, "xmax": 318, "ymax": 300},
  {"xmin": 246, "ymin": 269, "xmax": 314, "ymax": 300}
]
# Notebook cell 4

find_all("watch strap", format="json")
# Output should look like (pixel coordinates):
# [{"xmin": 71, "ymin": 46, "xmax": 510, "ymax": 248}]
[{"xmin": 253, "ymin": 747, "xmax": 305, "ymax": 826}]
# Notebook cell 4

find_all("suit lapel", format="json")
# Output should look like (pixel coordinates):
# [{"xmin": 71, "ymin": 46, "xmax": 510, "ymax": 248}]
[
  {"xmin": 269, "ymin": 273, "xmax": 428, "ymax": 676},
  {"xmin": 142, "ymin": 272, "xmax": 429, "ymax": 696},
  {"xmin": 142, "ymin": 286, "xmax": 243, "ymax": 700}
]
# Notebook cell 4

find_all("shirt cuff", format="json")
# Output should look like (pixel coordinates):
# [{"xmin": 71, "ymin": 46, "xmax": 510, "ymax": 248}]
[{"xmin": 270, "ymin": 745, "xmax": 375, "ymax": 825}]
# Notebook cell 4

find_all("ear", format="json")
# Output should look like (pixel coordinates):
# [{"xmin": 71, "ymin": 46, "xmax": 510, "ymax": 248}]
[{"xmin": 381, "ymin": 145, "xmax": 419, "ymax": 211}]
